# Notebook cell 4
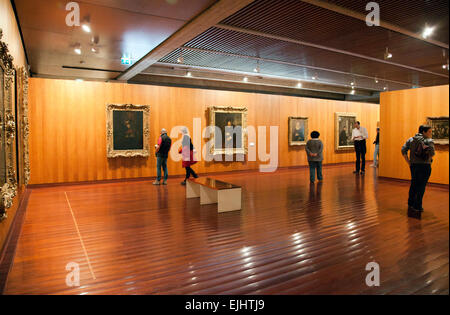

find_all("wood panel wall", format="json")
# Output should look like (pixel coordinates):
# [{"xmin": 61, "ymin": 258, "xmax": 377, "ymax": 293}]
[
  {"xmin": 28, "ymin": 78, "xmax": 380, "ymax": 184},
  {"xmin": 379, "ymin": 85, "xmax": 449, "ymax": 185}
]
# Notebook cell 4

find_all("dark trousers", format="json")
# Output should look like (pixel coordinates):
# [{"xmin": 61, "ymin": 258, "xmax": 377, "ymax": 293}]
[
  {"xmin": 156, "ymin": 157, "xmax": 168, "ymax": 181},
  {"xmin": 308, "ymin": 161, "xmax": 323, "ymax": 182},
  {"xmin": 185, "ymin": 167, "xmax": 197, "ymax": 180},
  {"xmin": 354, "ymin": 140, "xmax": 366, "ymax": 172},
  {"xmin": 408, "ymin": 164, "xmax": 432, "ymax": 211}
]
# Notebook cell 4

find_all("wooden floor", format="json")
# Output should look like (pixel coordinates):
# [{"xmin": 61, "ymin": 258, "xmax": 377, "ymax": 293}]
[{"xmin": 3, "ymin": 165, "xmax": 449, "ymax": 295}]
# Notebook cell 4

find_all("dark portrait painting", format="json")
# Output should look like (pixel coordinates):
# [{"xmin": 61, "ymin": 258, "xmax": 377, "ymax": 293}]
[
  {"xmin": 106, "ymin": 104, "xmax": 150, "ymax": 158},
  {"xmin": 113, "ymin": 110, "xmax": 144, "ymax": 150},
  {"xmin": 215, "ymin": 112, "xmax": 243, "ymax": 150},
  {"xmin": 335, "ymin": 112, "xmax": 357, "ymax": 150},
  {"xmin": 209, "ymin": 106, "xmax": 248, "ymax": 155},
  {"xmin": 0, "ymin": 65, "xmax": 5, "ymax": 186},
  {"xmin": 427, "ymin": 117, "xmax": 449, "ymax": 145},
  {"xmin": 288, "ymin": 117, "xmax": 308, "ymax": 146}
]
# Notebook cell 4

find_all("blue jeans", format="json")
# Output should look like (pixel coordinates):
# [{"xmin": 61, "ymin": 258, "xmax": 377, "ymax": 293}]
[
  {"xmin": 309, "ymin": 161, "xmax": 323, "ymax": 182},
  {"xmin": 373, "ymin": 144, "xmax": 379, "ymax": 166},
  {"xmin": 157, "ymin": 157, "xmax": 168, "ymax": 181}
]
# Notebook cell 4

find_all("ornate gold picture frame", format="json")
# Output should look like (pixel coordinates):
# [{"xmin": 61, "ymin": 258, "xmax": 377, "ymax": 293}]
[
  {"xmin": 208, "ymin": 106, "xmax": 248, "ymax": 155},
  {"xmin": 1, "ymin": 29, "xmax": 18, "ymax": 221},
  {"xmin": 16, "ymin": 66, "xmax": 30, "ymax": 186},
  {"xmin": 335, "ymin": 112, "xmax": 357, "ymax": 151},
  {"xmin": 106, "ymin": 104, "xmax": 150, "ymax": 158},
  {"xmin": 427, "ymin": 116, "xmax": 449, "ymax": 145},
  {"xmin": 288, "ymin": 117, "xmax": 308, "ymax": 146}
]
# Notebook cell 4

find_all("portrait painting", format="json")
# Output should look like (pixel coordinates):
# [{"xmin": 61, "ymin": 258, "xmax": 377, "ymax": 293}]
[
  {"xmin": 209, "ymin": 106, "xmax": 248, "ymax": 155},
  {"xmin": 335, "ymin": 112, "xmax": 357, "ymax": 150},
  {"xmin": 106, "ymin": 104, "xmax": 150, "ymax": 158},
  {"xmin": 288, "ymin": 117, "xmax": 308, "ymax": 146},
  {"xmin": 427, "ymin": 117, "xmax": 449, "ymax": 145}
]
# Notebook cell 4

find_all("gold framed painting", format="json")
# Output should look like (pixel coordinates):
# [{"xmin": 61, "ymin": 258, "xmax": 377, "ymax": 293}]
[
  {"xmin": 106, "ymin": 104, "xmax": 150, "ymax": 158},
  {"xmin": 208, "ymin": 106, "xmax": 248, "ymax": 155},
  {"xmin": 335, "ymin": 112, "xmax": 357, "ymax": 151},
  {"xmin": 427, "ymin": 116, "xmax": 449, "ymax": 145},
  {"xmin": 1, "ymin": 29, "xmax": 18, "ymax": 221},
  {"xmin": 288, "ymin": 117, "xmax": 308, "ymax": 146}
]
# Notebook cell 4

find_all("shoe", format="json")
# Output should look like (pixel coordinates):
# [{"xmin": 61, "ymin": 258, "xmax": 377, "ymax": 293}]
[
  {"xmin": 360, "ymin": 171, "xmax": 365, "ymax": 175},
  {"xmin": 153, "ymin": 181, "xmax": 160, "ymax": 185},
  {"xmin": 407, "ymin": 206, "xmax": 422, "ymax": 219},
  {"xmin": 162, "ymin": 180, "xmax": 167, "ymax": 185},
  {"xmin": 353, "ymin": 171, "xmax": 359, "ymax": 174},
  {"xmin": 193, "ymin": 174, "xmax": 199, "ymax": 179},
  {"xmin": 181, "ymin": 181, "xmax": 186, "ymax": 186}
]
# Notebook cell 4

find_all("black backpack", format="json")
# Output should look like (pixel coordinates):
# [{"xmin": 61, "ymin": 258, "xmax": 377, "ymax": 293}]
[{"xmin": 413, "ymin": 138, "xmax": 432, "ymax": 160}]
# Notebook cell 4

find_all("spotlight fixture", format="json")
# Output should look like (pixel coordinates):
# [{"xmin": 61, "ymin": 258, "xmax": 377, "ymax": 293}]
[
  {"xmin": 375, "ymin": 78, "xmax": 379, "ymax": 83},
  {"xmin": 352, "ymin": 86, "xmax": 355, "ymax": 90},
  {"xmin": 384, "ymin": 47, "xmax": 392, "ymax": 60},
  {"xmin": 297, "ymin": 82, "xmax": 302, "ymax": 88},
  {"xmin": 243, "ymin": 77, "xmax": 248, "ymax": 82},
  {"xmin": 75, "ymin": 79, "xmax": 84, "ymax": 82},
  {"xmin": 312, "ymin": 76, "xmax": 317, "ymax": 80},
  {"xmin": 177, "ymin": 50, "xmax": 184, "ymax": 64},
  {"xmin": 91, "ymin": 47, "xmax": 99, "ymax": 54},
  {"xmin": 350, "ymin": 90, "xmax": 355, "ymax": 95},
  {"xmin": 350, "ymin": 82, "xmax": 355, "ymax": 86},
  {"xmin": 422, "ymin": 26, "xmax": 435, "ymax": 39},
  {"xmin": 442, "ymin": 64, "xmax": 449, "ymax": 70},
  {"xmin": 74, "ymin": 44, "xmax": 82, "ymax": 55},
  {"xmin": 81, "ymin": 16, "xmax": 92, "ymax": 33},
  {"xmin": 186, "ymin": 71, "xmax": 192, "ymax": 77},
  {"xmin": 253, "ymin": 60, "xmax": 260, "ymax": 73},
  {"xmin": 383, "ymin": 86, "xmax": 388, "ymax": 91}
]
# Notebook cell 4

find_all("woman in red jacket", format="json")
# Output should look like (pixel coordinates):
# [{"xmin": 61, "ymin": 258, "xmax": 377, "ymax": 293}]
[{"xmin": 179, "ymin": 128, "xmax": 198, "ymax": 185}]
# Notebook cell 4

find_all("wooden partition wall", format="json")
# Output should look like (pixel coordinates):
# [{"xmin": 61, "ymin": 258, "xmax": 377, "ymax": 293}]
[
  {"xmin": 28, "ymin": 78, "xmax": 380, "ymax": 185},
  {"xmin": 379, "ymin": 85, "xmax": 449, "ymax": 185}
]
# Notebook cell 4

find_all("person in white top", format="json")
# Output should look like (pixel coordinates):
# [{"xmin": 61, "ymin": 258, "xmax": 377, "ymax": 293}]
[{"xmin": 351, "ymin": 121, "xmax": 369, "ymax": 174}]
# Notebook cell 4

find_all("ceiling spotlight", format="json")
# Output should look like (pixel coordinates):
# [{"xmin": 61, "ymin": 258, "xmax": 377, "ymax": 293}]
[
  {"xmin": 254, "ymin": 60, "xmax": 260, "ymax": 73},
  {"xmin": 82, "ymin": 23, "xmax": 91, "ymax": 33},
  {"xmin": 74, "ymin": 44, "xmax": 82, "ymax": 55},
  {"xmin": 91, "ymin": 47, "xmax": 99, "ymax": 54},
  {"xmin": 297, "ymin": 82, "xmax": 302, "ymax": 88},
  {"xmin": 384, "ymin": 47, "xmax": 392, "ymax": 59},
  {"xmin": 186, "ymin": 71, "xmax": 192, "ymax": 77},
  {"xmin": 352, "ymin": 86, "xmax": 355, "ymax": 90},
  {"xmin": 312, "ymin": 76, "xmax": 317, "ymax": 80},
  {"xmin": 177, "ymin": 56, "xmax": 184, "ymax": 64},
  {"xmin": 350, "ymin": 90, "xmax": 355, "ymax": 95},
  {"xmin": 375, "ymin": 78, "xmax": 379, "ymax": 83},
  {"xmin": 350, "ymin": 82, "xmax": 355, "ymax": 86},
  {"xmin": 243, "ymin": 77, "xmax": 248, "ymax": 82},
  {"xmin": 442, "ymin": 64, "xmax": 449, "ymax": 70},
  {"xmin": 383, "ymin": 86, "xmax": 388, "ymax": 90},
  {"xmin": 422, "ymin": 26, "xmax": 435, "ymax": 39},
  {"xmin": 75, "ymin": 79, "xmax": 84, "ymax": 82}
]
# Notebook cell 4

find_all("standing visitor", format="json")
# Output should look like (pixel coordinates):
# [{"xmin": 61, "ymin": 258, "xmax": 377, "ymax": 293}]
[
  {"xmin": 306, "ymin": 131, "xmax": 324, "ymax": 184},
  {"xmin": 153, "ymin": 128, "xmax": 172, "ymax": 185},
  {"xmin": 352, "ymin": 121, "xmax": 369, "ymax": 175},
  {"xmin": 401, "ymin": 125, "xmax": 435, "ymax": 219},
  {"xmin": 179, "ymin": 128, "xmax": 198, "ymax": 185},
  {"xmin": 371, "ymin": 127, "xmax": 380, "ymax": 168}
]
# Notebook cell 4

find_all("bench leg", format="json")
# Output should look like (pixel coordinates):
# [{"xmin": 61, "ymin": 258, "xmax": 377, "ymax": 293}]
[
  {"xmin": 200, "ymin": 186, "xmax": 218, "ymax": 205},
  {"xmin": 186, "ymin": 181, "xmax": 200, "ymax": 199},
  {"xmin": 218, "ymin": 188, "xmax": 242, "ymax": 212}
]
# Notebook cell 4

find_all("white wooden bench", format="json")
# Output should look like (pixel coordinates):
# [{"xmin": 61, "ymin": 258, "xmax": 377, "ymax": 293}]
[{"xmin": 186, "ymin": 178, "xmax": 242, "ymax": 212}]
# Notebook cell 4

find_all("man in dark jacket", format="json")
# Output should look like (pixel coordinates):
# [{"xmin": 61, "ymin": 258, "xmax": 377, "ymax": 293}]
[
  {"xmin": 401, "ymin": 125, "xmax": 435, "ymax": 219},
  {"xmin": 153, "ymin": 128, "xmax": 172, "ymax": 185}
]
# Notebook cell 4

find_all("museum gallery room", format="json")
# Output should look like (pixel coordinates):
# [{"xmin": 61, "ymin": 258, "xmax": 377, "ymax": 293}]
[{"xmin": 0, "ymin": 0, "xmax": 449, "ymax": 297}]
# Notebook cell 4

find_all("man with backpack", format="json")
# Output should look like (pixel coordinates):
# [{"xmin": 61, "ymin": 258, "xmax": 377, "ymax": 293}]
[
  {"xmin": 153, "ymin": 128, "xmax": 172, "ymax": 185},
  {"xmin": 401, "ymin": 125, "xmax": 435, "ymax": 219}
]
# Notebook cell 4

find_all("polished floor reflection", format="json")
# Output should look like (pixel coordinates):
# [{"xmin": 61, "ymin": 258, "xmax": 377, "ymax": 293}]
[{"xmin": 4, "ymin": 165, "xmax": 449, "ymax": 295}]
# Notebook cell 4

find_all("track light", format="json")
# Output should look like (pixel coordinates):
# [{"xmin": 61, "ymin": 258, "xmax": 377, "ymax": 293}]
[
  {"xmin": 384, "ymin": 47, "xmax": 392, "ymax": 59},
  {"xmin": 312, "ymin": 76, "xmax": 317, "ymax": 80},
  {"xmin": 253, "ymin": 60, "xmax": 260, "ymax": 73},
  {"xmin": 74, "ymin": 43, "xmax": 82, "ymax": 55},
  {"xmin": 82, "ymin": 23, "xmax": 91, "ymax": 33},
  {"xmin": 297, "ymin": 82, "xmax": 302, "ymax": 88},
  {"xmin": 243, "ymin": 77, "xmax": 248, "ymax": 82},
  {"xmin": 91, "ymin": 47, "xmax": 99, "ymax": 54},
  {"xmin": 350, "ymin": 90, "xmax": 355, "ymax": 95},
  {"xmin": 186, "ymin": 71, "xmax": 192, "ymax": 77},
  {"xmin": 442, "ymin": 64, "xmax": 449, "ymax": 70},
  {"xmin": 422, "ymin": 26, "xmax": 435, "ymax": 39},
  {"xmin": 375, "ymin": 78, "xmax": 379, "ymax": 83}
]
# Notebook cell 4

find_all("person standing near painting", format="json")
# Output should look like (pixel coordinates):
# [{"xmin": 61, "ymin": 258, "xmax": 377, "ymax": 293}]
[
  {"xmin": 180, "ymin": 127, "xmax": 199, "ymax": 185},
  {"xmin": 401, "ymin": 125, "xmax": 435, "ymax": 219},
  {"xmin": 306, "ymin": 131, "xmax": 324, "ymax": 184},
  {"xmin": 153, "ymin": 128, "xmax": 172, "ymax": 185},
  {"xmin": 371, "ymin": 127, "xmax": 380, "ymax": 168},
  {"xmin": 352, "ymin": 121, "xmax": 369, "ymax": 175}
]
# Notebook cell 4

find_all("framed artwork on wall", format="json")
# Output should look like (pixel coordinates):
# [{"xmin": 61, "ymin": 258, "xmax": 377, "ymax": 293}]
[
  {"xmin": 335, "ymin": 112, "xmax": 357, "ymax": 151},
  {"xmin": 427, "ymin": 117, "xmax": 449, "ymax": 145},
  {"xmin": 1, "ymin": 29, "xmax": 18, "ymax": 221},
  {"xmin": 106, "ymin": 104, "xmax": 150, "ymax": 158},
  {"xmin": 208, "ymin": 106, "xmax": 248, "ymax": 155},
  {"xmin": 288, "ymin": 117, "xmax": 308, "ymax": 146}
]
